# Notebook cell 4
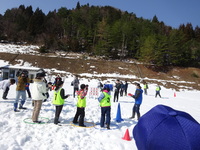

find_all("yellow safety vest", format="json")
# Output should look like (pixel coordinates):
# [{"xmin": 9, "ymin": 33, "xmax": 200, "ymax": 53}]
[
  {"xmin": 77, "ymin": 91, "xmax": 86, "ymax": 107},
  {"xmin": 100, "ymin": 92, "xmax": 111, "ymax": 107},
  {"xmin": 52, "ymin": 88, "xmax": 64, "ymax": 105}
]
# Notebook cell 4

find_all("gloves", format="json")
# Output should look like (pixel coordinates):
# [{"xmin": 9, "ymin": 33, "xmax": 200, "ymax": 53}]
[{"xmin": 128, "ymin": 93, "xmax": 133, "ymax": 97}]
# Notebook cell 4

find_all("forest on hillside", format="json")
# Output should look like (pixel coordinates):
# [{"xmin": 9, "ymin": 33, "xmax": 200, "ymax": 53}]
[{"xmin": 0, "ymin": 2, "xmax": 200, "ymax": 67}]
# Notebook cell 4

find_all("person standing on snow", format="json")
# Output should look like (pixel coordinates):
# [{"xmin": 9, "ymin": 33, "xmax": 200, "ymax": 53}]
[
  {"xmin": 31, "ymin": 69, "xmax": 48, "ymax": 123},
  {"xmin": 128, "ymin": 83, "xmax": 143, "ymax": 120},
  {"xmin": 113, "ymin": 79, "xmax": 121, "ymax": 102},
  {"xmin": 52, "ymin": 81, "xmax": 70, "ymax": 125},
  {"xmin": 98, "ymin": 86, "xmax": 111, "ymax": 129},
  {"xmin": 120, "ymin": 81, "xmax": 125, "ymax": 97},
  {"xmin": 0, "ymin": 78, "xmax": 15, "ymax": 100},
  {"xmin": 71, "ymin": 75, "xmax": 80, "ymax": 98},
  {"xmin": 72, "ymin": 84, "xmax": 88, "ymax": 127},
  {"xmin": 124, "ymin": 81, "xmax": 128, "ymax": 96},
  {"xmin": 143, "ymin": 81, "xmax": 148, "ymax": 95},
  {"xmin": 155, "ymin": 84, "xmax": 161, "ymax": 98},
  {"xmin": 14, "ymin": 70, "xmax": 30, "ymax": 112}
]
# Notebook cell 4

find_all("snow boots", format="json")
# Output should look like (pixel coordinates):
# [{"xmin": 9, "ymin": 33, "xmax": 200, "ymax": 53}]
[
  {"xmin": 106, "ymin": 124, "xmax": 110, "ymax": 130},
  {"xmin": 14, "ymin": 103, "xmax": 19, "ymax": 112},
  {"xmin": 129, "ymin": 112, "xmax": 140, "ymax": 120},
  {"xmin": 19, "ymin": 101, "xmax": 27, "ymax": 109}
]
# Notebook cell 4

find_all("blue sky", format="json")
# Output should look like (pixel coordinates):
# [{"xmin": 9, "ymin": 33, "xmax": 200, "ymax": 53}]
[{"xmin": 1, "ymin": 0, "xmax": 200, "ymax": 29}]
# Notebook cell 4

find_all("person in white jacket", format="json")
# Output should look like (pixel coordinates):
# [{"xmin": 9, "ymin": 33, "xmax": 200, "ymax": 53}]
[
  {"xmin": 0, "ymin": 79, "xmax": 15, "ymax": 99},
  {"xmin": 31, "ymin": 70, "xmax": 47, "ymax": 123}
]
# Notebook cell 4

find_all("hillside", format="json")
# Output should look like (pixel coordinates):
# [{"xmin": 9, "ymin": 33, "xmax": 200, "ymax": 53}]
[{"xmin": 0, "ymin": 51, "xmax": 199, "ymax": 91}]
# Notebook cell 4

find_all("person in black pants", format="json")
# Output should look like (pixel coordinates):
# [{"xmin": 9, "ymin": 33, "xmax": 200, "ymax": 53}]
[
  {"xmin": 52, "ymin": 81, "xmax": 69, "ymax": 125},
  {"xmin": 124, "ymin": 81, "xmax": 128, "ymax": 96},
  {"xmin": 26, "ymin": 83, "xmax": 32, "ymax": 98},
  {"xmin": 113, "ymin": 79, "xmax": 121, "ymax": 102},
  {"xmin": 73, "ymin": 84, "xmax": 88, "ymax": 127},
  {"xmin": 71, "ymin": 76, "xmax": 80, "ymax": 98}
]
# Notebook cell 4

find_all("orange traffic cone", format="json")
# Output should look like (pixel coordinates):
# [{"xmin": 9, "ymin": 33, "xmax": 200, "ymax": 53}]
[
  {"xmin": 174, "ymin": 92, "xmax": 176, "ymax": 97},
  {"xmin": 122, "ymin": 129, "xmax": 131, "ymax": 141}
]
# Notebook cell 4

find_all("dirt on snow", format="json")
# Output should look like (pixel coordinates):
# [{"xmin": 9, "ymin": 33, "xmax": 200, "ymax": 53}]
[{"xmin": 0, "ymin": 52, "xmax": 199, "ymax": 91}]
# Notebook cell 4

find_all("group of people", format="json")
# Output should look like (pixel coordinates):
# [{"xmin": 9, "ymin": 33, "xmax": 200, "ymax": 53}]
[
  {"xmin": 113, "ymin": 79, "xmax": 128, "ymax": 102},
  {"xmin": 142, "ymin": 81, "xmax": 162, "ymax": 98},
  {"xmin": 0, "ymin": 70, "xmax": 161, "ymax": 129},
  {"xmin": 2, "ymin": 72, "xmax": 199, "ymax": 149}
]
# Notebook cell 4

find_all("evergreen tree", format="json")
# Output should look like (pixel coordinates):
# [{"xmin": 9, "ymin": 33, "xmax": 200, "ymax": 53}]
[{"xmin": 0, "ymin": 4, "xmax": 199, "ymax": 67}]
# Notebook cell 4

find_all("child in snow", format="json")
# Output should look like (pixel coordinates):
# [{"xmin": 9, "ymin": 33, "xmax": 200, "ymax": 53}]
[
  {"xmin": 98, "ymin": 85, "xmax": 111, "ymax": 129},
  {"xmin": 155, "ymin": 84, "xmax": 161, "ymax": 98},
  {"xmin": 72, "ymin": 84, "xmax": 88, "ymax": 127},
  {"xmin": 0, "ymin": 78, "xmax": 15, "ymax": 100},
  {"xmin": 120, "ymin": 81, "xmax": 125, "ymax": 97},
  {"xmin": 128, "ymin": 83, "xmax": 143, "ymax": 120},
  {"xmin": 32, "ymin": 70, "xmax": 48, "ymax": 123},
  {"xmin": 52, "ymin": 81, "xmax": 69, "ymax": 125},
  {"xmin": 143, "ymin": 81, "xmax": 148, "ymax": 95}
]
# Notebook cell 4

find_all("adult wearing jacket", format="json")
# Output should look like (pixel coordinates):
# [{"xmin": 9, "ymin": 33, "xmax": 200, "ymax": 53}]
[
  {"xmin": 52, "ymin": 81, "xmax": 69, "ymax": 125},
  {"xmin": 31, "ymin": 71, "xmax": 47, "ymax": 123},
  {"xmin": 98, "ymin": 86, "xmax": 111, "ymax": 129},
  {"xmin": 14, "ymin": 70, "xmax": 30, "ymax": 112},
  {"xmin": 0, "ymin": 79, "xmax": 15, "ymax": 99},
  {"xmin": 124, "ymin": 81, "xmax": 128, "ymax": 96},
  {"xmin": 113, "ymin": 79, "xmax": 121, "ymax": 102},
  {"xmin": 72, "ymin": 84, "xmax": 88, "ymax": 127},
  {"xmin": 71, "ymin": 75, "xmax": 80, "ymax": 98},
  {"xmin": 120, "ymin": 81, "xmax": 125, "ymax": 97},
  {"xmin": 128, "ymin": 83, "xmax": 143, "ymax": 120}
]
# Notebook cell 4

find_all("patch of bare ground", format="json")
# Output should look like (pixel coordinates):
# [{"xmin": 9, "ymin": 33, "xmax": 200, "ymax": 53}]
[{"xmin": 0, "ymin": 52, "xmax": 199, "ymax": 91}]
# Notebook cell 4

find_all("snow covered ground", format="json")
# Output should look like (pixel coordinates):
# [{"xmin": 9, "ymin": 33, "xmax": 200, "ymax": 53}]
[
  {"xmin": 0, "ymin": 78, "xmax": 200, "ymax": 150},
  {"xmin": 0, "ymin": 44, "xmax": 200, "ymax": 150}
]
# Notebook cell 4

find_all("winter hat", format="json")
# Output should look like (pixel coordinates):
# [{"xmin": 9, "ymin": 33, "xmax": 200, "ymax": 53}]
[
  {"xmin": 135, "ymin": 83, "xmax": 141, "ymax": 89},
  {"xmin": 133, "ymin": 105, "xmax": 200, "ymax": 150},
  {"xmin": 80, "ymin": 84, "xmax": 86, "ymax": 89},
  {"xmin": 36, "ymin": 68, "xmax": 46, "ymax": 77}
]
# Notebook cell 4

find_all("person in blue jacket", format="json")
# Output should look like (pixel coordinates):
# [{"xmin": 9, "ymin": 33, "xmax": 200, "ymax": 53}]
[{"xmin": 128, "ymin": 83, "xmax": 143, "ymax": 120}]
